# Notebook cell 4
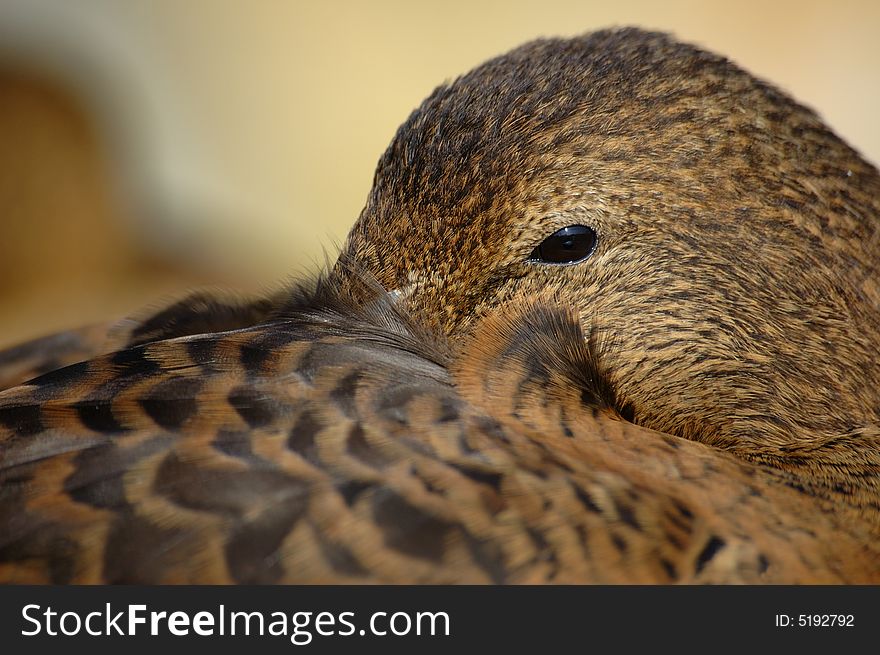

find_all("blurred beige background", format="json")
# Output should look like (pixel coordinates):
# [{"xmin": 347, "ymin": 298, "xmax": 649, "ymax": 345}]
[{"xmin": 0, "ymin": 0, "xmax": 878, "ymax": 348}]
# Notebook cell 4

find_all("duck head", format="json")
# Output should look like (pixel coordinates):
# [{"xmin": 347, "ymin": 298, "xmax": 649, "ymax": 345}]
[{"xmin": 339, "ymin": 28, "xmax": 880, "ymax": 485}]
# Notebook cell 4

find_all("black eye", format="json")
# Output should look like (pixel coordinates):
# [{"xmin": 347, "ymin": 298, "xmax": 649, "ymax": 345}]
[{"xmin": 528, "ymin": 225, "xmax": 597, "ymax": 265}]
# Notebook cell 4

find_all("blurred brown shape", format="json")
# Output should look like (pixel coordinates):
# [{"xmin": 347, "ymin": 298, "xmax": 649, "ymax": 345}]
[{"xmin": 0, "ymin": 69, "xmax": 217, "ymax": 349}]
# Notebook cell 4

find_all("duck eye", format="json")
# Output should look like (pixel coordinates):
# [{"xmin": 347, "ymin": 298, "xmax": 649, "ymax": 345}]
[{"xmin": 528, "ymin": 225, "xmax": 597, "ymax": 265}]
